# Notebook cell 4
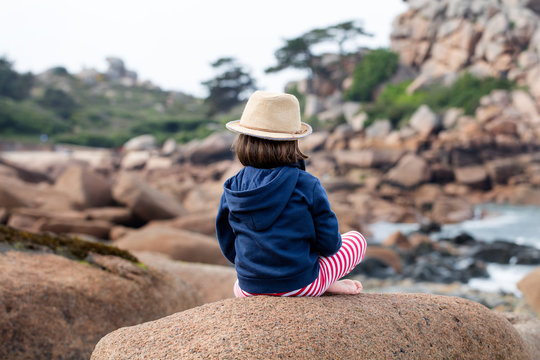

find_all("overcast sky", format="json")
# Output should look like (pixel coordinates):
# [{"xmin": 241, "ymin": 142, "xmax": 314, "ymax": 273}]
[{"xmin": 0, "ymin": 0, "xmax": 408, "ymax": 97}]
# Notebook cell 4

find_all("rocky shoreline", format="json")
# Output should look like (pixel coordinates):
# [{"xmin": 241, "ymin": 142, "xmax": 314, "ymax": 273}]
[
  {"xmin": 1, "ymin": 142, "xmax": 539, "ymax": 358},
  {"xmin": 2, "ymin": 0, "xmax": 540, "ymax": 357}
]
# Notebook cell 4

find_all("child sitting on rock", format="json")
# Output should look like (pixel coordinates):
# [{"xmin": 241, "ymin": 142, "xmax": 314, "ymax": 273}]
[{"xmin": 216, "ymin": 91, "xmax": 367, "ymax": 297}]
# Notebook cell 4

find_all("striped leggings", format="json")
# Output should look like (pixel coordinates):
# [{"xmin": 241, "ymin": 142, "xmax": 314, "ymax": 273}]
[{"xmin": 234, "ymin": 231, "xmax": 367, "ymax": 297}]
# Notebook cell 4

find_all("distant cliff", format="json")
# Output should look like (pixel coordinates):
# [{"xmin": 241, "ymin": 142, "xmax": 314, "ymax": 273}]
[{"xmin": 391, "ymin": 0, "xmax": 540, "ymax": 98}]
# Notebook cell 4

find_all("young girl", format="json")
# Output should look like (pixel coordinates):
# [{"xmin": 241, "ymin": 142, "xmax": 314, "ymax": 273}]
[{"xmin": 216, "ymin": 91, "xmax": 367, "ymax": 297}]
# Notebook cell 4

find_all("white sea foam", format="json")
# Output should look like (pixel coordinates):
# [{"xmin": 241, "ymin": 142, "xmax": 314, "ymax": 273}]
[
  {"xmin": 367, "ymin": 204, "xmax": 540, "ymax": 294},
  {"xmin": 468, "ymin": 264, "xmax": 536, "ymax": 295}
]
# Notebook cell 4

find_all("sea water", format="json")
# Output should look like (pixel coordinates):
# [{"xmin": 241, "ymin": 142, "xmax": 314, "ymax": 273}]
[{"xmin": 368, "ymin": 204, "xmax": 540, "ymax": 295}]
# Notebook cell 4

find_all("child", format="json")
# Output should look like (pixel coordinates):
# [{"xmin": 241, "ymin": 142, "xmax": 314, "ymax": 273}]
[{"xmin": 216, "ymin": 91, "xmax": 367, "ymax": 297}]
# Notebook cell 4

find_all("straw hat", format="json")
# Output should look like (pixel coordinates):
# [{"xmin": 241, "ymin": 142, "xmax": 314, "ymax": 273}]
[{"xmin": 226, "ymin": 91, "xmax": 312, "ymax": 140}]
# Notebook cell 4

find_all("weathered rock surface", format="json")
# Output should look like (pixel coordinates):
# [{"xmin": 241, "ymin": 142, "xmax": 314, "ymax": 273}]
[
  {"xmin": 136, "ymin": 251, "xmax": 236, "ymax": 303},
  {"xmin": 503, "ymin": 313, "xmax": 540, "ymax": 360},
  {"xmin": 0, "ymin": 174, "xmax": 76, "ymax": 211},
  {"xmin": 122, "ymin": 134, "xmax": 156, "ymax": 151},
  {"xmin": 454, "ymin": 166, "xmax": 490, "ymax": 189},
  {"xmin": 0, "ymin": 249, "xmax": 199, "ymax": 360},
  {"xmin": 120, "ymin": 150, "xmax": 150, "ymax": 169},
  {"xmin": 114, "ymin": 226, "xmax": 228, "ymax": 265},
  {"xmin": 91, "ymin": 294, "xmax": 528, "ymax": 360},
  {"xmin": 179, "ymin": 132, "xmax": 235, "ymax": 164},
  {"xmin": 387, "ymin": 153, "xmax": 431, "ymax": 188},
  {"xmin": 410, "ymin": 105, "xmax": 440, "ymax": 136},
  {"xmin": 518, "ymin": 266, "xmax": 540, "ymax": 316},
  {"xmin": 84, "ymin": 207, "xmax": 135, "ymax": 226},
  {"xmin": 40, "ymin": 218, "xmax": 113, "ymax": 239},
  {"xmin": 0, "ymin": 175, "xmax": 40, "ymax": 209},
  {"xmin": 431, "ymin": 196, "xmax": 475, "ymax": 223},
  {"xmin": 112, "ymin": 172, "xmax": 186, "ymax": 221},
  {"xmin": 145, "ymin": 210, "xmax": 218, "ymax": 236},
  {"xmin": 335, "ymin": 149, "xmax": 404, "ymax": 170},
  {"xmin": 54, "ymin": 166, "xmax": 113, "ymax": 208}
]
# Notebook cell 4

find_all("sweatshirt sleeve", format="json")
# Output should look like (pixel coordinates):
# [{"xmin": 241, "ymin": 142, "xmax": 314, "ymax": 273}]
[
  {"xmin": 310, "ymin": 179, "xmax": 342, "ymax": 257},
  {"xmin": 215, "ymin": 193, "xmax": 236, "ymax": 264}
]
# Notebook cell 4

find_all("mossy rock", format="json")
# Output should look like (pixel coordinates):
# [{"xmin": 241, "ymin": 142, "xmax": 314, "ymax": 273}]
[{"xmin": 0, "ymin": 224, "xmax": 138, "ymax": 263}]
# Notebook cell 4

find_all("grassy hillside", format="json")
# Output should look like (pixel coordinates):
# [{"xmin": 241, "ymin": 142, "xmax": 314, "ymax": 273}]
[{"xmin": 0, "ymin": 60, "xmax": 222, "ymax": 148}]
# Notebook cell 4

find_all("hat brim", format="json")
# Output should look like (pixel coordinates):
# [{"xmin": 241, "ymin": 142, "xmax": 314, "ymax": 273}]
[{"xmin": 225, "ymin": 120, "xmax": 312, "ymax": 141}]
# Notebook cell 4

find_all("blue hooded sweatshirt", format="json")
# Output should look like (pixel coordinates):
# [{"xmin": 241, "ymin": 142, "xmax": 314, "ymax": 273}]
[{"xmin": 216, "ymin": 164, "xmax": 342, "ymax": 294}]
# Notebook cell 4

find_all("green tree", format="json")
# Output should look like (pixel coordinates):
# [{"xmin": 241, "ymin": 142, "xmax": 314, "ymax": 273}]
[
  {"xmin": 0, "ymin": 97, "xmax": 71, "ymax": 135},
  {"xmin": 266, "ymin": 20, "xmax": 371, "ymax": 91},
  {"xmin": 0, "ymin": 57, "xmax": 34, "ymax": 100},
  {"xmin": 265, "ymin": 28, "xmax": 331, "ymax": 75},
  {"xmin": 327, "ymin": 20, "xmax": 372, "ymax": 57},
  {"xmin": 202, "ymin": 57, "xmax": 257, "ymax": 115},
  {"xmin": 38, "ymin": 88, "xmax": 78, "ymax": 119}
]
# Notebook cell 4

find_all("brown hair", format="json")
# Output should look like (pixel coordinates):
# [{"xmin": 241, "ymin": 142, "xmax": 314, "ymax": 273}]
[{"xmin": 234, "ymin": 134, "xmax": 308, "ymax": 169}]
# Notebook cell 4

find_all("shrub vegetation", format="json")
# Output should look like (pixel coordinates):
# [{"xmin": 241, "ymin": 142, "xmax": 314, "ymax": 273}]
[
  {"xmin": 345, "ymin": 49, "xmax": 399, "ymax": 102},
  {"xmin": 364, "ymin": 72, "xmax": 515, "ymax": 128},
  {"xmin": 0, "ymin": 57, "xmax": 216, "ymax": 148}
]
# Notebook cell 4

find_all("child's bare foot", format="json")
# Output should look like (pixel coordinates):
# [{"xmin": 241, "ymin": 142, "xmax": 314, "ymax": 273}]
[{"xmin": 325, "ymin": 279, "xmax": 363, "ymax": 295}]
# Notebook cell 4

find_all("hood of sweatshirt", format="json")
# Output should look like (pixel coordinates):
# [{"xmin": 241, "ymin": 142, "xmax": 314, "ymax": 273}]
[{"xmin": 223, "ymin": 165, "xmax": 299, "ymax": 231}]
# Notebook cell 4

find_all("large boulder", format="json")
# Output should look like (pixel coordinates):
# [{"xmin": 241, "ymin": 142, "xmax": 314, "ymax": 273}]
[
  {"xmin": 84, "ymin": 207, "xmax": 135, "ymax": 226},
  {"xmin": 181, "ymin": 182, "xmax": 222, "ymax": 213},
  {"xmin": 0, "ymin": 157, "xmax": 52, "ymax": 184},
  {"xmin": 454, "ymin": 166, "xmax": 490, "ymax": 189},
  {"xmin": 431, "ymin": 196, "xmax": 475, "ymax": 223},
  {"xmin": 0, "ymin": 151, "xmax": 70, "ymax": 179},
  {"xmin": 299, "ymin": 131, "xmax": 329, "ymax": 153},
  {"xmin": 112, "ymin": 172, "xmax": 186, "ymax": 221},
  {"xmin": 503, "ymin": 313, "xmax": 540, "ymax": 360},
  {"xmin": 0, "ymin": 175, "xmax": 75, "ymax": 211},
  {"xmin": 145, "ymin": 210, "xmax": 218, "ymax": 236},
  {"xmin": 120, "ymin": 151, "xmax": 150, "ymax": 170},
  {"xmin": 0, "ymin": 227, "xmax": 200, "ymax": 360},
  {"xmin": 114, "ymin": 226, "xmax": 228, "ymax": 265},
  {"xmin": 136, "ymin": 252, "xmax": 236, "ymax": 303},
  {"xmin": 122, "ymin": 134, "xmax": 156, "ymax": 151},
  {"xmin": 182, "ymin": 132, "xmax": 235, "ymax": 164},
  {"xmin": 6, "ymin": 208, "xmax": 116, "ymax": 239},
  {"xmin": 486, "ymin": 158, "xmax": 522, "ymax": 184},
  {"xmin": 335, "ymin": 149, "xmax": 403, "ymax": 170},
  {"xmin": 518, "ymin": 266, "xmax": 540, "ymax": 316},
  {"xmin": 91, "ymin": 294, "xmax": 528, "ymax": 360},
  {"xmin": 0, "ymin": 175, "xmax": 39, "ymax": 209},
  {"xmin": 387, "ymin": 153, "xmax": 431, "ymax": 188},
  {"xmin": 410, "ymin": 105, "xmax": 440, "ymax": 137},
  {"xmin": 54, "ymin": 166, "xmax": 113, "ymax": 208},
  {"xmin": 365, "ymin": 119, "xmax": 392, "ymax": 140},
  {"xmin": 161, "ymin": 138, "xmax": 177, "ymax": 156},
  {"xmin": 39, "ymin": 218, "xmax": 113, "ymax": 239},
  {"xmin": 512, "ymin": 184, "xmax": 540, "ymax": 205}
]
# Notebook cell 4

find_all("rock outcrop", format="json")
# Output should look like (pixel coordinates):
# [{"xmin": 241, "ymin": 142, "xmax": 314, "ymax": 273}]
[
  {"xmin": 54, "ymin": 166, "xmax": 113, "ymax": 208},
  {"xmin": 391, "ymin": 0, "xmax": 540, "ymax": 100},
  {"xmin": 0, "ymin": 227, "xmax": 200, "ymax": 360},
  {"xmin": 136, "ymin": 251, "xmax": 236, "ymax": 303},
  {"xmin": 112, "ymin": 171, "xmax": 186, "ymax": 221},
  {"xmin": 114, "ymin": 226, "xmax": 229, "ymax": 265},
  {"xmin": 91, "ymin": 294, "xmax": 528, "ymax": 360},
  {"xmin": 503, "ymin": 313, "xmax": 540, "ymax": 360},
  {"xmin": 518, "ymin": 266, "xmax": 540, "ymax": 316}
]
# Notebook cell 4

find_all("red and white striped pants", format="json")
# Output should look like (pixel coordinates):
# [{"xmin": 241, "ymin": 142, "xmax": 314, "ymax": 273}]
[{"xmin": 234, "ymin": 231, "xmax": 367, "ymax": 297}]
